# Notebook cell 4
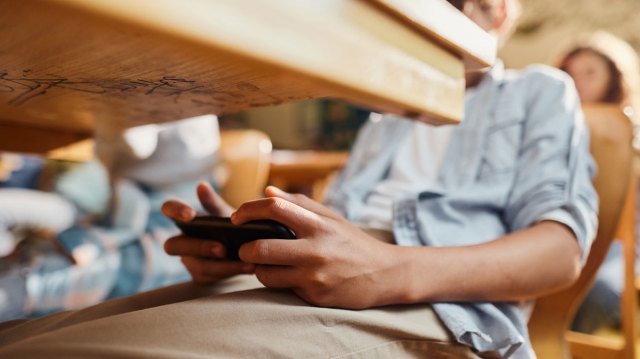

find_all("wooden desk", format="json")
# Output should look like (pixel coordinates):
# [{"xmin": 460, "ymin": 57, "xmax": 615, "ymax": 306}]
[
  {"xmin": 0, "ymin": 0, "xmax": 494, "ymax": 159},
  {"xmin": 269, "ymin": 150, "xmax": 349, "ymax": 201}
]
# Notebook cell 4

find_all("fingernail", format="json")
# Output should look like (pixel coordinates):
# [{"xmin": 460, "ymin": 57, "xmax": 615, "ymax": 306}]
[
  {"xmin": 269, "ymin": 186, "xmax": 288, "ymax": 196},
  {"xmin": 162, "ymin": 203, "xmax": 177, "ymax": 217},
  {"xmin": 179, "ymin": 208, "xmax": 194, "ymax": 222},
  {"xmin": 230, "ymin": 212, "xmax": 237, "ymax": 223}
]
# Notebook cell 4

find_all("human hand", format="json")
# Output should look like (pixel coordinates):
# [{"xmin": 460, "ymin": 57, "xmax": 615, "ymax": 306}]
[
  {"xmin": 233, "ymin": 186, "xmax": 406, "ymax": 309},
  {"xmin": 162, "ymin": 182, "xmax": 255, "ymax": 284}
]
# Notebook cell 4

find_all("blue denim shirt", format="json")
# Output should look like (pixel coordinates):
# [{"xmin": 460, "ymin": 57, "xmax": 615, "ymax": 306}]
[{"xmin": 324, "ymin": 62, "xmax": 599, "ymax": 358}]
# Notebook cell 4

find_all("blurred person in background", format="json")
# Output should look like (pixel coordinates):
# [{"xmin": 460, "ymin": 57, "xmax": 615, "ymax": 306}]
[
  {"xmin": 558, "ymin": 31, "xmax": 639, "ymax": 120},
  {"xmin": 557, "ymin": 31, "xmax": 640, "ymax": 334},
  {"xmin": 0, "ymin": 153, "xmax": 76, "ymax": 257},
  {"xmin": 0, "ymin": 153, "xmax": 77, "ymax": 321},
  {"xmin": 0, "ymin": 115, "xmax": 221, "ymax": 321}
]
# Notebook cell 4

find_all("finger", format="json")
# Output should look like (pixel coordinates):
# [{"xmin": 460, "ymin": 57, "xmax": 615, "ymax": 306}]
[
  {"xmin": 161, "ymin": 200, "xmax": 197, "ymax": 222},
  {"xmin": 165, "ymin": 235, "xmax": 226, "ymax": 258},
  {"xmin": 254, "ymin": 265, "xmax": 299, "ymax": 289},
  {"xmin": 231, "ymin": 197, "xmax": 321, "ymax": 236},
  {"xmin": 182, "ymin": 256, "xmax": 255, "ymax": 281},
  {"xmin": 265, "ymin": 186, "xmax": 341, "ymax": 220},
  {"xmin": 197, "ymin": 182, "xmax": 234, "ymax": 217},
  {"xmin": 239, "ymin": 239, "xmax": 315, "ymax": 266},
  {"xmin": 181, "ymin": 256, "xmax": 220, "ymax": 285}
]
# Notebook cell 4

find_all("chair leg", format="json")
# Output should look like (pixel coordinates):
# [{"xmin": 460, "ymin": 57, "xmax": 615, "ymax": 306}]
[{"xmin": 617, "ymin": 176, "xmax": 637, "ymax": 359}]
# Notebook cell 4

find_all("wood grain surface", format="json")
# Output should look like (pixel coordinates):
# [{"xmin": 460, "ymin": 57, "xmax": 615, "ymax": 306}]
[{"xmin": 0, "ymin": 0, "xmax": 494, "ymax": 156}]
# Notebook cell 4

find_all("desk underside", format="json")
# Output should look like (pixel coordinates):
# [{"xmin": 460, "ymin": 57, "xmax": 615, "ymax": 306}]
[{"xmin": 0, "ymin": 0, "xmax": 493, "ymax": 158}]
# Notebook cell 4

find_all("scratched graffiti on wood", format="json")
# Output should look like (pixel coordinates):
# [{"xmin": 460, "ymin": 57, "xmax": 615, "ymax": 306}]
[{"xmin": 0, "ymin": 70, "xmax": 283, "ymax": 108}]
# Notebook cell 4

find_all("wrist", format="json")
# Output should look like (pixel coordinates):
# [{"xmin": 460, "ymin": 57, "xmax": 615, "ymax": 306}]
[
  {"xmin": 373, "ymin": 244, "xmax": 432, "ymax": 306},
  {"xmin": 389, "ymin": 245, "xmax": 440, "ymax": 305}
]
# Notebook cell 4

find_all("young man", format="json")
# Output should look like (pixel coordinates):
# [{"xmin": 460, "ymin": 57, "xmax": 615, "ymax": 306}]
[{"xmin": 0, "ymin": 0, "xmax": 596, "ymax": 358}]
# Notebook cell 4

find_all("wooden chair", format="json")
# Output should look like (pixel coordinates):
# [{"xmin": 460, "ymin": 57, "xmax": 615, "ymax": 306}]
[
  {"xmin": 606, "ymin": 164, "xmax": 638, "ymax": 359},
  {"xmin": 528, "ymin": 104, "xmax": 635, "ymax": 358},
  {"xmin": 218, "ymin": 130, "xmax": 273, "ymax": 208}
]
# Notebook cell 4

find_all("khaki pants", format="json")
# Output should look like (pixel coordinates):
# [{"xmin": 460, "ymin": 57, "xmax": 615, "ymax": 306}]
[
  {"xmin": 0, "ymin": 275, "xmax": 483, "ymax": 358},
  {"xmin": 0, "ymin": 228, "xmax": 482, "ymax": 358}
]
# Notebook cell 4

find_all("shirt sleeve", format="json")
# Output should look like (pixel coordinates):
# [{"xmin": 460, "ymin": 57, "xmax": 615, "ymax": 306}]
[
  {"xmin": 536, "ymin": 208, "xmax": 597, "ymax": 251},
  {"xmin": 503, "ymin": 68, "xmax": 599, "ymax": 263}
]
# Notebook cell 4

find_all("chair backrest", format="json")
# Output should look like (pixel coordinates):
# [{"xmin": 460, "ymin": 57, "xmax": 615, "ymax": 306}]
[
  {"xmin": 528, "ymin": 105, "xmax": 634, "ymax": 358},
  {"xmin": 218, "ymin": 129, "xmax": 272, "ymax": 208}
]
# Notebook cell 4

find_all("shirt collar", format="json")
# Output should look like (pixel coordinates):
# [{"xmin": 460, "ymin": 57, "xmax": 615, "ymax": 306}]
[{"xmin": 474, "ymin": 59, "xmax": 505, "ymax": 92}]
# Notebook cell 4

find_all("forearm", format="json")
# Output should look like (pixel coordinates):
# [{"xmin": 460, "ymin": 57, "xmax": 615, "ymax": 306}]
[{"xmin": 387, "ymin": 221, "xmax": 582, "ymax": 304}]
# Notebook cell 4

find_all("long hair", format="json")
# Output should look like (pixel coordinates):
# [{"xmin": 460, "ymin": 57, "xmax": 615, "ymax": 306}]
[{"xmin": 558, "ymin": 32, "xmax": 640, "ymax": 120}]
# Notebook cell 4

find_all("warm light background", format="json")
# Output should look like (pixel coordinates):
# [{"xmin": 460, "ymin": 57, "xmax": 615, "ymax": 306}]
[{"xmin": 501, "ymin": 0, "xmax": 640, "ymax": 68}]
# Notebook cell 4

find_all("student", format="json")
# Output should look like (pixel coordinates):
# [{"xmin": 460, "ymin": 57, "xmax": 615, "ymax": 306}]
[
  {"xmin": 0, "ymin": 1, "xmax": 597, "ymax": 358},
  {"xmin": 558, "ymin": 31, "xmax": 639, "ymax": 119},
  {"xmin": 0, "ymin": 153, "xmax": 76, "ymax": 258},
  {"xmin": 0, "ymin": 116, "xmax": 219, "ymax": 320},
  {"xmin": 0, "ymin": 153, "xmax": 77, "ymax": 322},
  {"xmin": 557, "ymin": 32, "xmax": 640, "ymax": 333}
]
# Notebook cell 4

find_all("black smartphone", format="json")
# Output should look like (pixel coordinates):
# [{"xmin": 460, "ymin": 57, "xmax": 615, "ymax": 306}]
[{"xmin": 174, "ymin": 215, "xmax": 296, "ymax": 260}]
